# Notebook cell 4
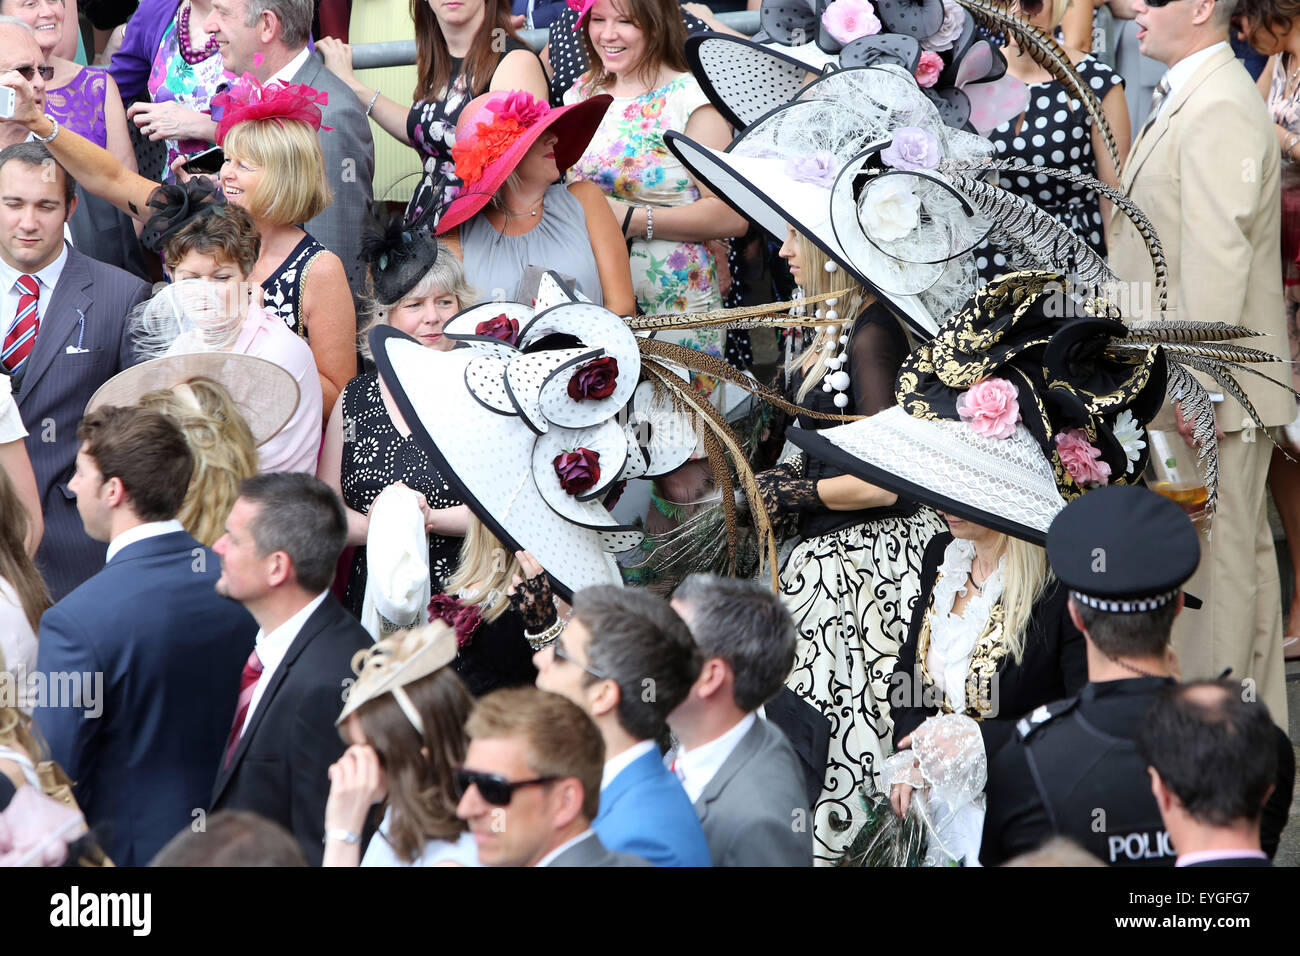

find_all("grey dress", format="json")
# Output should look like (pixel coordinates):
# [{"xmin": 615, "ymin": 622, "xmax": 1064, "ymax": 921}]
[{"xmin": 460, "ymin": 184, "xmax": 603, "ymax": 305}]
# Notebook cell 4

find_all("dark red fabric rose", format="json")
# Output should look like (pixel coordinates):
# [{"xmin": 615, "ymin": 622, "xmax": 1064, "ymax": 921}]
[
  {"xmin": 553, "ymin": 448, "xmax": 601, "ymax": 496},
  {"xmin": 428, "ymin": 593, "xmax": 484, "ymax": 648},
  {"xmin": 603, "ymin": 479, "xmax": 627, "ymax": 512},
  {"xmin": 566, "ymin": 356, "xmax": 619, "ymax": 401},
  {"xmin": 475, "ymin": 314, "xmax": 519, "ymax": 344}
]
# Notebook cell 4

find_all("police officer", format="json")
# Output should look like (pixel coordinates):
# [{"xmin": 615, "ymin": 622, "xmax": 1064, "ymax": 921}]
[
  {"xmin": 981, "ymin": 485, "xmax": 1295, "ymax": 866},
  {"xmin": 980, "ymin": 485, "xmax": 1196, "ymax": 867}
]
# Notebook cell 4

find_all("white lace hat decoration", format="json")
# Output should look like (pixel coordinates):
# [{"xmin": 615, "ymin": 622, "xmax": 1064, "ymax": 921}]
[{"xmin": 666, "ymin": 65, "xmax": 994, "ymax": 337}]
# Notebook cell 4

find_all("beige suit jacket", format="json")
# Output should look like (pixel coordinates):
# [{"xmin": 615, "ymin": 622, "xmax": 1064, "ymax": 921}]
[{"xmin": 1107, "ymin": 44, "xmax": 1295, "ymax": 432}]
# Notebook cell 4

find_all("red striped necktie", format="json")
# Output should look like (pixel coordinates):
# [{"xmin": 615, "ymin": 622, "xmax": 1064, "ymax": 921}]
[
  {"xmin": 2, "ymin": 275, "xmax": 40, "ymax": 373},
  {"xmin": 223, "ymin": 649, "xmax": 264, "ymax": 768}
]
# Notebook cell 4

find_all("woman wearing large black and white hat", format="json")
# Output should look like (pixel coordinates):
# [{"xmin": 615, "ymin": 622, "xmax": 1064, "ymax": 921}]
[
  {"xmin": 790, "ymin": 269, "xmax": 1296, "ymax": 864},
  {"xmin": 667, "ymin": 64, "xmax": 999, "ymax": 864}
]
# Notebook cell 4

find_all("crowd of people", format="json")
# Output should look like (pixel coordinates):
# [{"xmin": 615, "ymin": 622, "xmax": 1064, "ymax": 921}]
[{"xmin": 0, "ymin": 0, "xmax": 1297, "ymax": 869}]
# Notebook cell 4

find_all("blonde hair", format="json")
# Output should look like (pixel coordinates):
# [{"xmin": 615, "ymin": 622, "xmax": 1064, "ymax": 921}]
[
  {"xmin": 785, "ymin": 233, "xmax": 875, "ymax": 404},
  {"xmin": 996, "ymin": 534, "xmax": 1053, "ymax": 663},
  {"xmin": 1049, "ymin": 0, "xmax": 1070, "ymax": 29},
  {"xmin": 445, "ymin": 514, "xmax": 521, "ymax": 623},
  {"xmin": 359, "ymin": 242, "xmax": 476, "ymax": 359},
  {"xmin": 0, "ymin": 649, "xmax": 76, "ymax": 809},
  {"xmin": 138, "ymin": 378, "xmax": 259, "ymax": 546},
  {"xmin": 223, "ymin": 118, "xmax": 331, "ymax": 226}
]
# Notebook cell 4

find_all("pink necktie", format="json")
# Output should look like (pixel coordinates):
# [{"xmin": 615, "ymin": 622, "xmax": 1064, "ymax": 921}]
[{"xmin": 223, "ymin": 649, "xmax": 263, "ymax": 768}]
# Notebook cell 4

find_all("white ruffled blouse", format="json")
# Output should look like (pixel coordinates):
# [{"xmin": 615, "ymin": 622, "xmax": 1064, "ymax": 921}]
[{"xmin": 925, "ymin": 538, "xmax": 1005, "ymax": 714}]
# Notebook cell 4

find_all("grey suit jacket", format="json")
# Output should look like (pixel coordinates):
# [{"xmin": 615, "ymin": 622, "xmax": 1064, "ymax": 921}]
[
  {"xmin": 9, "ymin": 246, "xmax": 149, "ymax": 599},
  {"xmin": 290, "ymin": 51, "xmax": 375, "ymax": 297},
  {"xmin": 694, "ymin": 718, "xmax": 812, "ymax": 867},
  {"xmin": 543, "ymin": 831, "xmax": 652, "ymax": 867}
]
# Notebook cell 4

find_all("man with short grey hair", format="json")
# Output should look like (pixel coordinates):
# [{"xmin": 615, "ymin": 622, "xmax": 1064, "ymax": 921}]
[
  {"xmin": 208, "ymin": 472, "xmax": 371, "ymax": 865},
  {"xmin": 204, "ymin": 0, "xmax": 374, "ymax": 295},
  {"xmin": 668, "ymin": 574, "xmax": 811, "ymax": 866},
  {"xmin": 0, "ymin": 18, "xmax": 43, "ymax": 151}
]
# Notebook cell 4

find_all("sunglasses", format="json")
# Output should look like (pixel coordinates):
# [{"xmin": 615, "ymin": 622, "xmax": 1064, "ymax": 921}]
[
  {"xmin": 11, "ymin": 65, "xmax": 55, "ymax": 82},
  {"xmin": 552, "ymin": 637, "xmax": 611, "ymax": 681},
  {"xmin": 454, "ymin": 768, "xmax": 558, "ymax": 806},
  {"xmin": 1142, "ymin": 0, "xmax": 1191, "ymax": 6}
]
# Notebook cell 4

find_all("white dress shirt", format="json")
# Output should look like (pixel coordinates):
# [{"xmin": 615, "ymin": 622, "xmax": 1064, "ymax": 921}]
[
  {"xmin": 360, "ymin": 811, "xmax": 480, "ymax": 867},
  {"xmin": 1, "ymin": 241, "xmax": 68, "ymax": 339},
  {"xmin": 1153, "ymin": 41, "xmax": 1228, "ymax": 121},
  {"xmin": 268, "ymin": 46, "xmax": 312, "ymax": 88},
  {"xmin": 674, "ymin": 712, "xmax": 756, "ymax": 804},
  {"xmin": 104, "ymin": 519, "xmax": 186, "ymax": 563},
  {"xmin": 601, "ymin": 739, "xmax": 656, "ymax": 792},
  {"xmin": 239, "ymin": 590, "xmax": 329, "ymax": 737},
  {"xmin": 535, "ymin": 828, "xmax": 596, "ymax": 868}
]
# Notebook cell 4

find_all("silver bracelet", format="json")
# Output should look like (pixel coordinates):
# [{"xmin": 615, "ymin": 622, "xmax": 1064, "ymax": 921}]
[
  {"xmin": 324, "ymin": 828, "xmax": 361, "ymax": 845},
  {"xmin": 525, "ymin": 618, "xmax": 565, "ymax": 651},
  {"xmin": 32, "ymin": 116, "xmax": 59, "ymax": 143},
  {"xmin": 365, "ymin": 89, "xmax": 380, "ymax": 117},
  {"xmin": 644, "ymin": 205, "xmax": 654, "ymax": 242},
  {"xmin": 1286, "ymin": 132, "xmax": 1300, "ymax": 164}
]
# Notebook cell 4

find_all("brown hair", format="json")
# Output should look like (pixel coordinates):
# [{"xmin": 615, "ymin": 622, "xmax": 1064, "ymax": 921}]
[
  {"xmin": 138, "ymin": 379, "xmax": 259, "ymax": 547},
  {"xmin": 77, "ymin": 406, "xmax": 194, "ymax": 522},
  {"xmin": 162, "ymin": 204, "xmax": 262, "ymax": 279},
  {"xmin": 347, "ymin": 667, "xmax": 473, "ymax": 863},
  {"xmin": 412, "ymin": 0, "xmax": 523, "ymax": 103},
  {"xmin": 1237, "ymin": 0, "xmax": 1299, "ymax": 50},
  {"xmin": 465, "ymin": 687, "xmax": 605, "ymax": 822},
  {"xmin": 0, "ymin": 468, "xmax": 49, "ymax": 632},
  {"xmin": 580, "ymin": 0, "xmax": 689, "ymax": 92},
  {"xmin": 150, "ymin": 810, "xmax": 309, "ymax": 866}
]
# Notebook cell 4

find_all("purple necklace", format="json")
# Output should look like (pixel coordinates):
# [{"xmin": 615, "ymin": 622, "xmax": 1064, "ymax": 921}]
[{"xmin": 177, "ymin": 2, "xmax": 219, "ymax": 65}]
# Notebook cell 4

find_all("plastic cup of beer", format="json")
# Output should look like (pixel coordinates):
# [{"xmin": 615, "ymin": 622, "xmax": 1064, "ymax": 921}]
[{"xmin": 1144, "ymin": 428, "xmax": 1213, "ymax": 536}]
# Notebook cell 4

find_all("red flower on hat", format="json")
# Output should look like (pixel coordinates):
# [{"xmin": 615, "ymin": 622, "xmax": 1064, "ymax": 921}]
[
  {"xmin": 495, "ymin": 91, "xmax": 548, "ymax": 127},
  {"xmin": 567, "ymin": 356, "xmax": 619, "ymax": 401},
  {"xmin": 553, "ymin": 448, "xmax": 601, "ymax": 496},
  {"xmin": 475, "ymin": 314, "xmax": 520, "ymax": 344},
  {"xmin": 428, "ymin": 593, "xmax": 484, "ymax": 648},
  {"xmin": 211, "ymin": 74, "xmax": 332, "ymax": 146},
  {"xmin": 452, "ymin": 116, "xmax": 526, "ymax": 186}
]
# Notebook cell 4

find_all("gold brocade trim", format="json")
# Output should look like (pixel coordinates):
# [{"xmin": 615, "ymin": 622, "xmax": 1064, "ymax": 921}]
[{"xmin": 915, "ymin": 568, "xmax": 1011, "ymax": 718}]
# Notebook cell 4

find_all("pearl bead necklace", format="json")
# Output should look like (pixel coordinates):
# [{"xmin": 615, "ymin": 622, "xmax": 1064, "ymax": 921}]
[{"xmin": 816, "ymin": 260, "xmax": 852, "ymax": 409}]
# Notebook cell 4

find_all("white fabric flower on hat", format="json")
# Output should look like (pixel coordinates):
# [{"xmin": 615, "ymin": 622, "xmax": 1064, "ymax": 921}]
[
  {"xmin": 1113, "ymin": 409, "xmax": 1146, "ymax": 474},
  {"xmin": 861, "ymin": 176, "xmax": 922, "ymax": 241}
]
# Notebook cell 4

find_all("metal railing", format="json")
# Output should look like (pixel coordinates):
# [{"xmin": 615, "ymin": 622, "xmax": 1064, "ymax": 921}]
[{"xmin": 350, "ymin": 10, "xmax": 761, "ymax": 70}]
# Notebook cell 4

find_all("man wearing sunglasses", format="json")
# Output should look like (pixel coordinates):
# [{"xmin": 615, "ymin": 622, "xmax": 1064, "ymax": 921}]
[
  {"xmin": 455, "ymin": 687, "xmax": 651, "ymax": 867},
  {"xmin": 534, "ymin": 586, "xmax": 711, "ymax": 867},
  {"xmin": 0, "ymin": 18, "xmax": 50, "ymax": 152},
  {"xmin": 1109, "ymin": 0, "xmax": 1294, "ymax": 728}
]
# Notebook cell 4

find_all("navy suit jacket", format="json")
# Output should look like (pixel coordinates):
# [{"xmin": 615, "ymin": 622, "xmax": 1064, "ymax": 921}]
[
  {"xmin": 593, "ymin": 746, "xmax": 711, "ymax": 868},
  {"xmin": 32, "ymin": 530, "xmax": 257, "ymax": 866},
  {"xmin": 8, "ymin": 246, "xmax": 149, "ymax": 600},
  {"xmin": 209, "ymin": 594, "xmax": 371, "ymax": 866}
]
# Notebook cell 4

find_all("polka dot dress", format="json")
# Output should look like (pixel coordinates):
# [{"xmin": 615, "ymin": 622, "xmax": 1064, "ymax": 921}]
[
  {"xmin": 973, "ymin": 56, "xmax": 1123, "ymax": 284},
  {"xmin": 340, "ymin": 373, "xmax": 463, "ymax": 617},
  {"xmin": 546, "ymin": 4, "xmax": 708, "ymax": 104}
]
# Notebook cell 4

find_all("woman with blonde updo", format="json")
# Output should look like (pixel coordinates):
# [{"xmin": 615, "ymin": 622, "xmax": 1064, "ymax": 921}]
[{"xmin": 138, "ymin": 378, "xmax": 259, "ymax": 547}]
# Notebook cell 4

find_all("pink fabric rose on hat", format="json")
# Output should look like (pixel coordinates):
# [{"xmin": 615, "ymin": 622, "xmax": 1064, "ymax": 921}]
[
  {"xmin": 956, "ymin": 377, "xmax": 1020, "ymax": 439},
  {"xmin": 921, "ymin": 0, "xmax": 966, "ymax": 52},
  {"xmin": 880, "ymin": 126, "xmax": 942, "ymax": 171},
  {"xmin": 553, "ymin": 448, "xmax": 601, "ymax": 496},
  {"xmin": 914, "ymin": 51, "xmax": 944, "ymax": 88},
  {"xmin": 494, "ymin": 90, "xmax": 548, "ymax": 127},
  {"xmin": 821, "ymin": 0, "xmax": 882, "ymax": 44},
  {"xmin": 1055, "ymin": 429, "xmax": 1112, "ymax": 487}
]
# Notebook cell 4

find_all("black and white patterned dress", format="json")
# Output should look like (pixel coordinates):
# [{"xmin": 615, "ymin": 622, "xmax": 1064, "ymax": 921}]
[
  {"xmin": 974, "ymin": 56, "xmax": 1123, "ymax": 283},
  {"xmin": 339, "ymin": 373, "xmax": 463, "ymax": 618},
  {"xmin": 261, "ymin": 232, "xmax": 328, "ymax": 339},
  {"xmin": 777, "ymin": 303, "xmax": 945, "ymax": 865}
]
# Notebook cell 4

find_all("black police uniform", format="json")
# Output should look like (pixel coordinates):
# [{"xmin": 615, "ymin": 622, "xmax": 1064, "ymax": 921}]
[{"xmin": 980, "ymin": 676, "xmax": 1176, "ymax": 867}]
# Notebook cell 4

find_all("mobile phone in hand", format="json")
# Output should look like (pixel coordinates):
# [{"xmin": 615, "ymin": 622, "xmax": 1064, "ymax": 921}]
[
  {"xmin": 0, "ymin": 87, "xmax": 15, "ymax": 121},
  {"xmin": 184, "ymin": 146, "xmax": 225, "ymax": 175}
]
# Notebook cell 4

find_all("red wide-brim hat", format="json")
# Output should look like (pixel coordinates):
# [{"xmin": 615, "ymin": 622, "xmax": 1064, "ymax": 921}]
[{"xmin": 435, "ymin": 91, "xmax": 613, "ymax": 234}]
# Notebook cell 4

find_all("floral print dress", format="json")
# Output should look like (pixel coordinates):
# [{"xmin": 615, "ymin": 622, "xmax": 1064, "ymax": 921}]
[
  {"xmin": 147, "ymin": 16, "xmax": 229, "ymax": 182},
  {"xmin": 565, "ymin": 73, "xmax": 724, "ymax": 327}
]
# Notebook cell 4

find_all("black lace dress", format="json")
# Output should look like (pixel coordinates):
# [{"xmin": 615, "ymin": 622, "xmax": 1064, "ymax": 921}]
[
  {"xmin": 776, "ymin": 302, "xmax": 946, "ymax": 864},
  {"xmin": 405, "ymin": 36, "xmax": 539, "ymax": 226},
  {"xmin": 339, "ymin": 373, "xmax": 463, "ymax": 617},
  {"xmin": 452, "ymin": 611, "xmax": 539, "ymax": 697}
]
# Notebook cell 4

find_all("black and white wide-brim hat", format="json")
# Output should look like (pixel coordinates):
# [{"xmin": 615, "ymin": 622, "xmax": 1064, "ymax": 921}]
[
  {"xmin": 372, "ymin": 275, "xmax": 699, "ymax": 601},
  {"xmin": 666, "ymin": 66, "xmax": 993, "ymax": 338}
]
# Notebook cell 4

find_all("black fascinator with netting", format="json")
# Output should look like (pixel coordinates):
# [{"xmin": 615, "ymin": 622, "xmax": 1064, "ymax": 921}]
[
  {"xmin": 139, "ymin": 178, "xmax": 228, "ymax": 253},
  {"xmin": 360, "ymin": 209, "xmax": 442, "ymax": 306}
]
